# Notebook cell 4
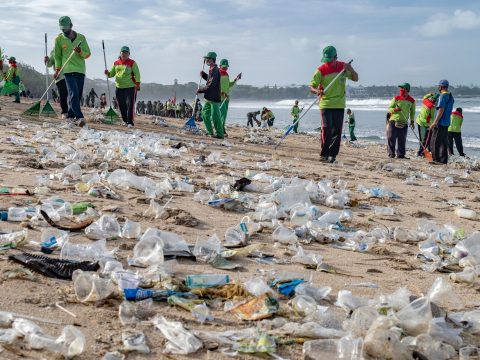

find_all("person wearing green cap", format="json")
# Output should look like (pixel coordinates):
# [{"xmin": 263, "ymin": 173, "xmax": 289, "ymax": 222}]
[
  {"xmin": 105, "ymin": 46, "xmax": 141, "ymax": 127},
  {"xmin": 386, "ymin": 83, "xmax": 415, "ymax": 159},
  {"xmin": 219, "ymin": 58, "xmax": 241, "ymax": 136},
  {"xmin": 45, "ymin": 49, "xmax": 68, "ymax": 117},
  {"xmin": 415, "ymin": 93, "xmax": 438, "ymax": 157},
  {"xmin": 291, "ymin": 100, "xmax": 303, "ymax": 133},
  {"xmin": 1, "ymin": 57, "xmax": 21, "ymax": 103},
  {"xmin": 309, "ymin": 45, "xmax": 358, "ymax": 163},
  {"xmin": 54, "ymin": 16, "xmax": 91, "ymax": 127},
  {"xmin": 198, "ymin": 51, "xmax": 223, "ymax": 138}
]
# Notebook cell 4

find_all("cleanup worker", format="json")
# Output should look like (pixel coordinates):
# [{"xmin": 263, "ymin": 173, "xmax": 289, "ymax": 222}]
[
  {"xmin": 54, "ymin": 16, "xmax": 91, "ymax": 127},
  {"xmin": 386, "ymin": 83, "xmax": 415, "ymax": 159},
  {"xmin": 87, "ymin": 88, "xmax": 98, "ymax": 107},
  {"xmin": 291, "ymin": 100, "xmax": 303, "ymax": 133},
  {"xmin": 1, "ymin": 57, "xmax": 21, "ymax": 103},
  {"xmin": 198, "ymin": 51, "xmax": 223, "ymax": 138},
  {"xmin": 45, "ymin": 49, "xmax": 69, "ymax": 117},
  {"xmin": 346, "ymin": 108, "xmax": 357, "ymax": 141},
  {"xmin": 105, "ymin": 46, "xmax": 141, "ymax": 127},
  {"xmin": 99, "ymin": 93, "xmax": 107, "ymax": 109},
  {"xmin": 262, "ymin": 107, "xmax": 275, "ymax": 127},
  {"xmin": 309, "ymin": 45, "xmax": 358, "ymax": 163},
  {"xmin": 448, "ymin": 108, "xmax": 465, "ymax": 157},
  {"xmin": 430, "ymin": 79, "xmax": 455, "ymax": 164},
  {"xmin": 415, "ymin": 93, "xmax": 438, "ymax": 157},
  {"xmin": 219, "ymin": 58, "xmax": 241, "ymax": 136},
  {"xmin": 247, "ymin": 110, "xmax": 261, "ymax": 127}
]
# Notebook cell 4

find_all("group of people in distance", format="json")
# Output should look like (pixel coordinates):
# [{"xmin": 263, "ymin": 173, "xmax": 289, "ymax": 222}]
[{"xmin": 386, "ymin": 80, "xmax": 466, "ymax": 164}]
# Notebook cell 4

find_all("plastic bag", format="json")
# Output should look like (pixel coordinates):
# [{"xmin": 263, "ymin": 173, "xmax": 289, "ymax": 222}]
[
  {"xmin": 152, "ymin": 316, "xmax": 202, "ymax": 354},
  {"xmin": 244, "ymin": 277, "xmax": 272, "ymax": 297},
  {"xmin": 291, "ymin": 246, "xmax": 322, "ymax": 269},
  {"xmin": 335, "ymin": 290, "xmax": 371, "ymax": 311},
  {"xmin": 294, "ymin": 283, "xmax": 331, "ymax": 302},
  {"xmin": 60, "ymin": 239, "xmax": 113, "ymax": 262}
]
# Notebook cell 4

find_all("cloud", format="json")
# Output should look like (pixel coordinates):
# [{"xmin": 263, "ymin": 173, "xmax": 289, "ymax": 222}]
[{"xmin": 416, "ymin": 9, "xmax": 480, "ymax": 37}]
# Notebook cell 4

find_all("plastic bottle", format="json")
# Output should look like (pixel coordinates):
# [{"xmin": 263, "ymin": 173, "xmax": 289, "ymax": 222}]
[
  {"xmin": 455, "ymin": 208, "xmax": 478, "ymax": 220},
  {"xmin": 374, "ymin": 206, "xmax": 395, "ymax": 216},
  {"xmin": 185, "ymin": 274, "xmax": 229, "ymax": 288},
  {"xmin": 7, "ymin": 207, "xmax": 27, "ymax": 222}
]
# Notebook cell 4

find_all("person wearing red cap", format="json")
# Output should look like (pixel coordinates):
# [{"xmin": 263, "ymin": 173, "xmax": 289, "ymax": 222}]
[
  {"xmin": 2, "ymin": 57, "xmax": 21, "ymax": 103},
  {"xmin": 386, "ymin": 83, "xmax": 415, "ymax": 159}
]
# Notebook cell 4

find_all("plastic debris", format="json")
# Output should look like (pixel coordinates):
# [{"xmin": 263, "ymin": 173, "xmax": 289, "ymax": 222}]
[{"xmin": 152, "ymin": 315, "xmax": 203, "ymax": 355}]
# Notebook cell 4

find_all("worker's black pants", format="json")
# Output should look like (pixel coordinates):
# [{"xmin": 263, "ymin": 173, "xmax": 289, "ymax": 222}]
[
  {"xmin": 247, "ymin": 116, "xmax": 254, "ymax": 127},
  {"xmin": 448, "ymin": 132, "xmax": 465, "ymax": 156},
  {"xmin": 320, "ymin": 109, "xmax": 345, "ymax": 158},
  {"xmin": 386, "ymin": 121, "xmax": 408, "ymax": 157},
  {"xmin": 56, "ymin": 79, "xmax": 69, "ymax": 115},
  {"xmin": 430, "ymin": 125, "xmax": 449, "ymax": 164},
  {"xmin": 116, "ymin": 87, "xmax": 136, "ymax": 125}
]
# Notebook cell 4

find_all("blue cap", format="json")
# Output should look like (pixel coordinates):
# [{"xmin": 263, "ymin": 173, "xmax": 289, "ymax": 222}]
[{"xmin": 438, "ymin": 79, "xmax": 449, "ymax": 87}]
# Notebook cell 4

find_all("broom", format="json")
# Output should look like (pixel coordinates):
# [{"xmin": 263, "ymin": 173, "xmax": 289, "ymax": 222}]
[
  {"xmin": 40, "ymin": 33, "xmax": 56, "ymax": 117},
  {"xmin": 102, "ymin": 40, "xmax": 119, "ymax": 124},
  {"xmin": 24, "ymin": 42, "xmax": 82, "ymax": 116}
]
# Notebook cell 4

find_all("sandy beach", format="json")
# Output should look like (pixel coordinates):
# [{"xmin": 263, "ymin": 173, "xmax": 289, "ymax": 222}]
[{"xmin": 0, "ymin": 96, "xmax": 479, "ymax": 359}]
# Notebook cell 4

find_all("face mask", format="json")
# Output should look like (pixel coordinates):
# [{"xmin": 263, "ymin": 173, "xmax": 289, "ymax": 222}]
[
  {"xmin": 399, "ymin": 88, "xmax": 407, "ymax": 97},
  {"xmin": 63, "ymin": 29, "xmax": 71, "ymax": 36}
]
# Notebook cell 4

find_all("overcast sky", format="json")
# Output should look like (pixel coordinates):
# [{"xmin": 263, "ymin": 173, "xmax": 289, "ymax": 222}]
[{"xmin": 1, "ymin": 0, "xmax": 479, "ymax": 87}]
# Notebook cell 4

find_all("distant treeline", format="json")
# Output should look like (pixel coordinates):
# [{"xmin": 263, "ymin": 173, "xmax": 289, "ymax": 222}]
[{"xmin": 14, "ymin": 63, "xmax": 480, "ymax": 101}]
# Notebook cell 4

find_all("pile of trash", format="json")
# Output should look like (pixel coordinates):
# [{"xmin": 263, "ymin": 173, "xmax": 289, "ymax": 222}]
[{"xmin": 1, "ymin": 114, "xmax": 479, "ymax": 359}]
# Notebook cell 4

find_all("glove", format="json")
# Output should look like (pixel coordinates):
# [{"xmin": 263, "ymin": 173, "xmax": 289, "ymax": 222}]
[
  {"xmin": 44, "ymin": 56, "xmax": 49, "ymax": 64},
  {"xmin": 104, "ymin": 69, "xmax": 109, "ymax": 76}
]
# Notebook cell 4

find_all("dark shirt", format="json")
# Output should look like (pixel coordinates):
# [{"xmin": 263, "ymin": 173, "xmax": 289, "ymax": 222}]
[{"xmin": 198, "ymin": 64, "xmax": 221, "ymax": 103}]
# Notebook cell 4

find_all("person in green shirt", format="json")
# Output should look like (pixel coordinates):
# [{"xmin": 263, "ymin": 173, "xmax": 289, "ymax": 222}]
[
  {"xmin": 345, "ymin": 108, "xmax": 357, "ymax": 141},
  {"xmin": 261, "ymin": 107, "xmax": 275, "ymax": 127},
  {"xmin": 309, "ymin": 45, "xmax": 358, "ymax": 163},
  {"xmin": 53, "ymin": 16, "xmax": 91, "ymax": 127},
  {"xmin": 386, "ymin": 83, "xmax": 416, "ymax": 159},
  {"xmin": 415, "ymin": 93, "xmax": 438, "ymax": 157},
  {"xmin": 2, "ymin": 57, "xmax": 21, "ymax": 103},
  {"xmin": 198, "ymin": 51, "xmax": 223, "ymax": 138},
  {"xmin": 219, "ymin": 58, "xmax": 241, "ymax": 136},
  {"xmin": 291, "ymin": 100, "xmax": 303, "ymax": 133},
  {"xmin": 448, "ymin": 108, "xmax": 466, "ymax": 157},
  {"xmin": 45, "ymin": 49, "xmax": 69, "ymax": 117},
  {"xmin": 105, "ymin": 46, "xmax": 141, "ymax": 127}
]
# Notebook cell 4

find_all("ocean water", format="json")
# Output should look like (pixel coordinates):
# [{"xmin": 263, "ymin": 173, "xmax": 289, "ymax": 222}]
[{"xmin": 226, "ymin": 97, "xmax": 480, "ymax": 158}]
